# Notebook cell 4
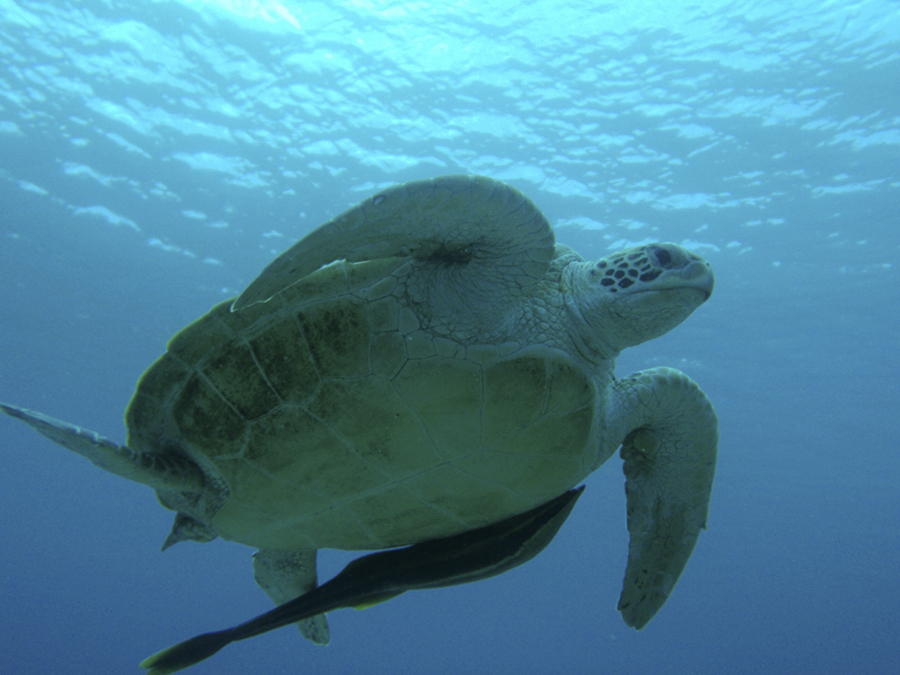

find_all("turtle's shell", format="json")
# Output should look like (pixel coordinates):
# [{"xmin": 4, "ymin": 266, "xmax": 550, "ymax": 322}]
[{"xmin": 126, "ymin": 257, "xmax": 598, "ymax": 552}]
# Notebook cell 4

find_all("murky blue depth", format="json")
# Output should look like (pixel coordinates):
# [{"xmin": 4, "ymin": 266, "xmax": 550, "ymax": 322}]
[{"xmin": 1, "ymin": 1, "xmax": 898, "ymax": 674}]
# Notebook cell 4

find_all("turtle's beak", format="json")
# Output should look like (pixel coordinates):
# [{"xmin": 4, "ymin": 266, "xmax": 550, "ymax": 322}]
[{"xmin": 653, "ymin": 258, "xmax": 714, "ymax": 302}]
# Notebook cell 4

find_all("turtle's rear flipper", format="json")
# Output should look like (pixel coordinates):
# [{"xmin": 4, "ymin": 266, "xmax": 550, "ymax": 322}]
[
  {"xmin": 253, "ymin": 549, "xmax": 330, "ymax": 645},
  {"xmin": 613, "ymin": 368, "xmax": 718, "ymax": 629},
  {"xmin": 0, "ymin": 403, "xmax": 204, "ymax": 492},
  {"xmin": 141, "ymin": 487, "xmax": 585, "ymax": 674}
]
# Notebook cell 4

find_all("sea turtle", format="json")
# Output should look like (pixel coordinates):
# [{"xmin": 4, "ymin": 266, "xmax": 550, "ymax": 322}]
[{"xmin": 2, "ymin": 174, "xmax": 717, "ymax": 648}]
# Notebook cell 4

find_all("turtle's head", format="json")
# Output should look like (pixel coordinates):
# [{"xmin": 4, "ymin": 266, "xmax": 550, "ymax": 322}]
[{"xmin": 568, "ymin": 243, "xmax": 714, "ymax": 356}]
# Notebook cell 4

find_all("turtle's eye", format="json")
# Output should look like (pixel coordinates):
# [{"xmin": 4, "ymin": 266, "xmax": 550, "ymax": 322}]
[{"xmin": 653, "ymin": 248, "xmax": 672, "ymax": 267}]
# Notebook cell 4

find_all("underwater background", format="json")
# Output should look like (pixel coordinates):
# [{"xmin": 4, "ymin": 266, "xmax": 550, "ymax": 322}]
[{"xmin": 1, "ymin": 0, "xmax": 898, "ymax": 673}]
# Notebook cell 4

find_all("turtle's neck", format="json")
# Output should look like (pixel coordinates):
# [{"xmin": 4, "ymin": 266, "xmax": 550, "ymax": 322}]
[{"xmin": 561, "ymin": 261, "xmax": 621, "ymax": 367}]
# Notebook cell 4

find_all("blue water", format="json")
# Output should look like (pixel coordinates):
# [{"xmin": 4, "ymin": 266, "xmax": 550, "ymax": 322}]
[{"xmin": 1, "ymin": 0, "xmax": 898, "ymax": 673}]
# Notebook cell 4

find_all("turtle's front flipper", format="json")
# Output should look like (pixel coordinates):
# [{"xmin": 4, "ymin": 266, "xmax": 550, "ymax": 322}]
[
  {"xmin": 253, "ymin": 549, "xmax": 330, "ymax": 645},
  {"xmin": 610, "ymin": 367, "xmax": 718, "ymax": 630},
  {"xmin": 0, "ymin": 403, "xmax": 204, "ymax": 493},
  {"xmin": 233, "ymin": 175, "xmax": 555, "ymax": 310}
]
